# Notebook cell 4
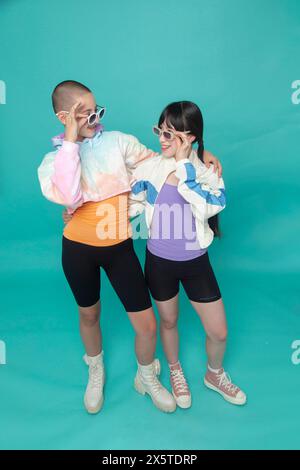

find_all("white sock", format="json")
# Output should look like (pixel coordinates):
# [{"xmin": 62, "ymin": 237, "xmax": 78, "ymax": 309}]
[{"xmin": 208, "ymin": 363, "xmax": 222, "ymax": 374}]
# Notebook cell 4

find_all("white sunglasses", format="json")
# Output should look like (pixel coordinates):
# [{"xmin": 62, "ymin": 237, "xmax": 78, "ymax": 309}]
[
  {"xmin": 152, "ymin": 125, "xmax": 191, "ymax": 140},
  {"xmin": 56, "ymin": 104, "xmax": 106, "ymax": 127}
]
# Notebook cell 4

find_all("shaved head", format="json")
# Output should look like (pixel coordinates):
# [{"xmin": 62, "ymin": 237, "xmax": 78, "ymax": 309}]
[{"xmin": 52, "ymin": 80, "xmax": 91, "ymax": 113}]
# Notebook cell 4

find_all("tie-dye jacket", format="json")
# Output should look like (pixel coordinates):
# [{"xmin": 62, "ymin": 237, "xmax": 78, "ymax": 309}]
[{"xmin": 37, "ymin": 125, "xmax": 158, "ymax": 214}]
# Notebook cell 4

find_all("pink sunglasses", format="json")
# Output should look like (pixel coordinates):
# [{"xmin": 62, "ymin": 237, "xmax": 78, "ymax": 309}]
[{"xmin": 152, "ymin": 125, "xmax": 190, "ymax": 140}]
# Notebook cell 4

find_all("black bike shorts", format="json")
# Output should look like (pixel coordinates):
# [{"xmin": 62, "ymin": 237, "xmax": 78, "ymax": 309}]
[
  {"xmin": 62, "ymin": 236, "xmax": 152, "ymax": 311},
  {"xmin": 144, "ymin": 248, "xmax": 222, "ymax": 303}
]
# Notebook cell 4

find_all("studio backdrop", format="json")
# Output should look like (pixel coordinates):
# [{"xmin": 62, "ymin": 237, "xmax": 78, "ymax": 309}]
[{"xmin": 0, "ymin": 0, "xmax": 299, "ymax": 450}]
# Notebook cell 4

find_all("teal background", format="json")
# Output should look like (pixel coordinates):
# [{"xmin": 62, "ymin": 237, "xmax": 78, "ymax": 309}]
[{"xmin": 0, "ymin": 0, "xmax": 300, "ymax": 450}]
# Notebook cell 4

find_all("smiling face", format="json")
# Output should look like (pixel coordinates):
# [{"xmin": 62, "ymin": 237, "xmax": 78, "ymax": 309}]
[{"xmin": 159, "ymin": 120, "xmax": 195, "ymax": 158}]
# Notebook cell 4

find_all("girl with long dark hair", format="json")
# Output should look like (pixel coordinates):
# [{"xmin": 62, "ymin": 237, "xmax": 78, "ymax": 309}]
[{"xmin": 129, "ymin": 101, "xmax": 246, "ymax": 408}]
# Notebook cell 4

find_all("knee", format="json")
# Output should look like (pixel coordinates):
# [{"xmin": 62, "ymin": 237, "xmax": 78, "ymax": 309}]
[
  {"xmin": 79, "ymin": 308, "xmax": 100, "ymax": 327},
  {"xmin": 160, "ymin": 316, "xmax": 178, "ymax": 330},
  {"xmin": 208, "ymin": 326, "xmax": 228, "ymax": 343},
  {"xmin": 137, "ymin": 318, "xmax": 157, "ymax": 339}
]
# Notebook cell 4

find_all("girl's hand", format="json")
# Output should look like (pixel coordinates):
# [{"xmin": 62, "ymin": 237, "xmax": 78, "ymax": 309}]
[
  {"xmin": 203, "ymin": 150, "xmax": 223, "ymax": 178},
  {"xmin": 62, "ymin": 209, "xmax": 73, "ymax": 224},
  {"xmin": 64, "ymin": 101, "xmax": 82, "ymax": 143},
  {"xmin": 174, "ymin": 132, "xmax": 193, "ymax": 162}
]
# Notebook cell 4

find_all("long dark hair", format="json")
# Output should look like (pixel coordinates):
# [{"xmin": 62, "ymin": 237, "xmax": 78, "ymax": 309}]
[{"xmin": 158, "ymin": 101, "xmax": 221, "ymax": 238}]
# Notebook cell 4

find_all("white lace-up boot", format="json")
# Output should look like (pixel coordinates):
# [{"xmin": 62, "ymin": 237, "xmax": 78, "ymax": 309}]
[
  {"xmin": 134, "ymin": 359, "xmax": 176, "ymax": 413},
  {"xmin": 83, "ymin": 351, "xmax": 105, "ymax": 414}
]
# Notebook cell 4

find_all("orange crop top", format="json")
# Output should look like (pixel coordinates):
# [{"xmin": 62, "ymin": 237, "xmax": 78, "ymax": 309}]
[{"xmin": 63, "ymin": 194, "xmax": 132, "ymax": 247}]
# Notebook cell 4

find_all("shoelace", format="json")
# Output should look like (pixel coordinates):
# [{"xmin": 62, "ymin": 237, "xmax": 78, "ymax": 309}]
[
  {"xmin": 89, "ymin": 363, "xmax": 103, "ymax": 389},
  {"xmin": 216, "ymin": 371, "xmax": 238, "ymax": 394},
  {"xmin": 170, "ymin": 369, "xmax": 189, "ymax": 394},
  {"xmin": 143, "ymin": 369, "xmax": 163, "ymax": 396}
]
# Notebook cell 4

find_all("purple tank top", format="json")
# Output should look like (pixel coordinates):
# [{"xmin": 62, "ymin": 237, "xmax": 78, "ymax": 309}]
[{"xmin": 147, "ymin": 182, "xmax": 207, "ymax": 261}]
